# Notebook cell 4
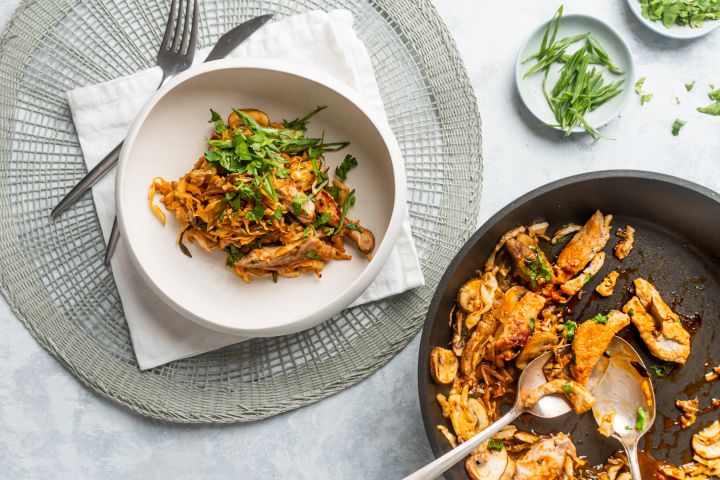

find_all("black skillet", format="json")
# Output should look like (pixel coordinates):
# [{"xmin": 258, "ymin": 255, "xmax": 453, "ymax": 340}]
[{"xmin": 417, "ymin": 170, "xmax": 720, "ymax": 479}]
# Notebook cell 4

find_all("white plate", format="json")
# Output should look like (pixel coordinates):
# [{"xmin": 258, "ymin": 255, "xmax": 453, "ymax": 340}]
[
  {"xmin": 515, "ymin": 14, "xmax": 635, "ymax": 136},
  {"xmin": 116, "ymin": 59, "xmax": 406, "ymax": 337},
  {"xmin": 626, "ymin": 0, "xmax": 720, "ymax": 39}
]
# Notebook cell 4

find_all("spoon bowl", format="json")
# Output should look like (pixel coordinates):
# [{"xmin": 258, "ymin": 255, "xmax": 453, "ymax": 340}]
[{"xmin": 592, "ymin": 337, "xmax": 656, "ymax": 479}]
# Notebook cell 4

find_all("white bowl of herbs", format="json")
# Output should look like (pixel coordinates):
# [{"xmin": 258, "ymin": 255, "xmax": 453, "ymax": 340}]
[
  {"xmin": 515, "ymin": 7, "xmax": 635, "ymax": 140},
  {"xmin": 627, "ymin": 0, "xmax": 720, "ymax": 39}
]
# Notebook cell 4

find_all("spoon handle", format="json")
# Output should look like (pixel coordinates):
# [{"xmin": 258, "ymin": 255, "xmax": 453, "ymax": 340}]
[
  {"xmin": 624, "ymin": 442, "xmax": 642, "ymax": 480},
  {"xmin": 402, "ymin": 406, "xmax": 520, "ymax": 480}
]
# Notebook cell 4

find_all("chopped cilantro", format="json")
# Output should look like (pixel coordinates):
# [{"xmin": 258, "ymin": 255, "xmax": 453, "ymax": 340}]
[
  {"xmin": 685, "ymin": 81, "xmax": 696, "ymax": 91},
  {"xmin": 225, "ymin": 245, "xmax": 244, "ymax": 266},
  {"xmin": 628, "ymin": 308, "xmax": 635, "ymax": 317},
  {"xmin": 529, "ymin": 317, "xmax": 536, "ymax": 332},
  {"xmin": 292, "ymin": 194, "xmax": 309, "ymax": 217},
  {"xmin": 346, "ymin": 222, "xmax": 363, "ymax": 233},
  {"xmin": 651, "ymin": 365, "xmax": 665, "ymax": 377},
  {"xmin": 593, "ymin": 313, "xmax": 609, "ymax": 324},
  {"xmin": 334, "ymin": 189, "xmax": 356, "ymax": 235},
  {"xmin": 325, "ymin": 185, "xmax": 341, "ymax": 202},
  {"xmin": 562, "ymin": 382, "xmax": 573, "ymax": 394},
  {"xmin": 583, "ymin": 275, "xmax": 592, "ymax": 285},
  {"xmin": 313, "ymin": 211, "xmax": 332, "ymax": 228}
]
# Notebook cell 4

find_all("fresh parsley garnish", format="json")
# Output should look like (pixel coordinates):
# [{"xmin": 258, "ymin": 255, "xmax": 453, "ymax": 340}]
[
  {"xmin": 520, "ymin": 245, "xmax": 553, "ymax": 288},
  {"xmin": 334, "ymin": 189, "xmax": 356, "ymax": 235},
  {"xmin": 635, "ymin": 406, "xmax": 647, "ymax": 431},
  {"xmin": 564, "ymin": 319, "xmax": 578, "ymax": 343},
  {"xmin": 487, "ymin": 439, "xmax": 504, "ymax": 451},
  {"xmin": 335, "ymin": 154, "xmax": 358, "ymax": 182},
  {"xmin": 672, "ymin": 118, "xmax": 686, "ymax": 136},
  {"xmin": 209, "ymin": 109, "xmax": 227, "ymax": 134},
  {"xmin": 306, "ymin": 249, "xmax": 322, "ymax": 260},
  {"xmin": 282, "ymin": 105, "xmax": 326, "ymax": 131}
]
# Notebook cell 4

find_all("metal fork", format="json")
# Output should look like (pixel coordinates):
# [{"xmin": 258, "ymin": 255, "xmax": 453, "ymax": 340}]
[{"xmin": 51, "ymin": 0, "xmax": 199, "ymax": 263}]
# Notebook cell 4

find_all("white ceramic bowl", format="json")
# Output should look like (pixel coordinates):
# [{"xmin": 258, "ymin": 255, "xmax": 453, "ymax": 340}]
[
  {"xmin": 116, "ymin": 59, "xmax": 406, "ymax": 337},
  {"xmin": 515, "ymin": 14, "xmax": 635, "ymax": 136},
  {"xmin": 626, "ymin": 0, "xmax": 720, "ymax": 39}
]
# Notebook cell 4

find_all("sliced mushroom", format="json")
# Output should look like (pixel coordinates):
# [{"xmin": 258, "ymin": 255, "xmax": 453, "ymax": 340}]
[
  {"xmin": 457, "ymin": 272, "xmax": 498, "ymax": 314},
  {"xmin": 692, "ymin": 420, "xmax": 720, "ymax": 459},
  {"xmin": 515, "ymin": 331, "xmax": 559, "ymax": 370},
  {"xmin": 466, "ymin": 442, "xmax": 515, "ymax": 480},
  {"xmin": 429, "ymin": 347, "xmax": 458, "ymax": 384}
]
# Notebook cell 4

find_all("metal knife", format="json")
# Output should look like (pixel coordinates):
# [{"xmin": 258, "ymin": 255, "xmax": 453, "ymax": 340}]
[{"xmin": 51, "ymin": 14, "xmax": 274, "ymax": 221}]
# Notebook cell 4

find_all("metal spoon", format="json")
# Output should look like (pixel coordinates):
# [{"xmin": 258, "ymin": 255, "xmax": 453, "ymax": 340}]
[
  {"xmin": 404, "ymin": 345, "xmax": 607, "ymax": 480},
  {"xmin": 591, "ymin": 337, "xmax": 656, "ymax": 480}
]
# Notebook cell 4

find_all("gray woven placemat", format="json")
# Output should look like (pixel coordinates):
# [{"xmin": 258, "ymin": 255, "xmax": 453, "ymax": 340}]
[{"xmin": 0, "ymin": 0, "xmax": 481, "ymax": 422}]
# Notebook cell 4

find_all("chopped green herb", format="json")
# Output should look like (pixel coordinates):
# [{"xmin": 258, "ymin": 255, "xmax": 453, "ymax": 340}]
[
  {"xmin": 335, "ymin": 154, "xmax": 358, "ymax": 182},
  {"xmin": 334, "ymin": 190, "xmax": 357, "ymax": 235},
  {"xmin": 282, "ymin": 105, "xmax": 326, "ymax": 131},
  {"xmin": 640, "ymin": 93, "xmax": 654, "ymax": 105},
  {"xmin": 593, "ymin": 313, "xmax": 609, "ymax": 324},
  {"xmin": 628, "ymin": 308, "xmax": 635, "ymax": 317},
  {"xmin": 487, "ymin": 439, "xmax": 504, "ymax": 451},
  {"xmin": 698, "ymin": 102, "xmax": 720, "ymax": 116},
  {"xmin": 306, "ymin": 249, "xmax": 322, "ymax": 260},
  {"xmin": 675, "ymin": 96, "xmax": 681, "ymax": 105},
  {"xmin": 685, "ymin": 81, "xmax": 696, "ymax": 91},
  {"xmin": 209, "ymin": 109, "xmax": 227, "ymax": 134},
  {"xmin": 562, "ymin": 382, "xmax": 573, "ymax": 394},
  {"xmin": 312, "ymin": 211, "xmax": 332, "ymax": 228},
  {"xmin": 529, "ymin": 317, "xmax": 536, "ymax": 332},
  {"xmin": 521, "ymin": 245, "xmax": 553, "ymax": 288},
  {"xmin": 710, "ymin": 88, "xmax": 720, "ymax": 101},
  {"xmin": 325, "ymin": 185, "xmax": 341, "ymax": 202},
  {"xmin": 564, "ymin": 320, "xmax": 578, "ymax": 343},
  {"xmin": 583, "ymin": 275, "xmax": 592, "ymax": 285},
  {"xmin": 651, "ymin": 365, "xmax": 665, "ymax": 377},
  {"xmin": 346, "ymin": 222, "xmax": 363, "ymax": 233},
  {"xmin": 635, "ymin": 406, "xmax": 647, "ymax": 431},
  {"xmin": 225, "ymin": 245, "xmax": 244, "ymax": 266},
  {"xmin": 292, "ymin": 194, "xmax": 309, "ymax": 217},
  {"xmin": 178, "ymin": 225, "xmax": 192, "ymax": 258},
  {"xmin": 672, "ymin": 118, "xmax": 686, "ymax": 136},
  {"xmin": 468, "ymin": 391, "xmax": 482, "ymax": 399},
  {"xmin": 635, "ymin": 76, "xmax": 646, "ymax": 94},
  {"xmin": 639, "ymin": 0, "xmax": 720, "ymax": 28}
]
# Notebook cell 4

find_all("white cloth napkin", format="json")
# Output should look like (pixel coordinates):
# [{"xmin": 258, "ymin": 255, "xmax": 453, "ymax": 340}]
[{"xmin": 65, "ymin": 10, "xmax": 424, "ymax": 371}]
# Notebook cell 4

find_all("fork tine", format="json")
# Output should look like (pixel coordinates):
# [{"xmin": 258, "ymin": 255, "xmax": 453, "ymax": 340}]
[
  {"xmin": 160, "ymin": 0, "xmax": 178, "ymax": 51},
  {"xmin": 171, "ymin": 0, "xmax": 186, "ymax": 52},
  {"xmin": 187, "ymin": 0, "xmax": 199, "ymax": 56},
  {"xmin": 180, "ymin": 0, "xmax": 194, "ymax": 54}
]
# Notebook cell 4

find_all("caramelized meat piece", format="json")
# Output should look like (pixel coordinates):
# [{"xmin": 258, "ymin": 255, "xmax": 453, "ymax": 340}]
[
  {"xmin": 692, "ymin": 420, "xmax": 720, "ymax": 460},
  {"xmin": 571, "ymin": 311, "xmax": 631, "ymax": 385},
  {"xmin": 596, "ymin": 271, "xmax": 620, "ymax": 297},
  {"xmin": 513, "ymin": 434, "xmax": 578, "ymax": 480},
  {"xmin": 622, "ymin": 279, "xmax": 690, "ymax": 364},
  {"xmin": 524, "ymin": 379, "xmax": 595, "ymax": 414},
  {"xmin": 556, "ymin": 210, "xmax": 612, "ymax": 282},
  {"xmin": 505, "ymin": 234, "xmax": 554, "ymax": 288},
  {"xmin": 676, "ymin": 398, "xmax": 699, "ymax": 429},
  {"xmin": 494, "ymin": 291, "xmax": 547, "ymax": 357},
  {"xmin": 560, "ymin": 252, "xmax": 605, "ymax": 299},
  {"xmin": 598, "ymin": 411, "xmax": 616, "ymax": 437},
  {"xmin": 236, "ymin": 237, "xmax": 337, "ymax": 270},
  {"xmin": 614, "ymin": 225, "xmax": 635, "ymax": 260}
]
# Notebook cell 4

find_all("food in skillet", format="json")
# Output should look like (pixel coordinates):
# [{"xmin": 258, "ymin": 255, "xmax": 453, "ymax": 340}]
[
  {"xmin": 148, "ymin": 106, "xmax": 375, "ymax": 282},
  {"xmin": 428, "ymin": 210, "xmax": 714, "ymax": 479}
]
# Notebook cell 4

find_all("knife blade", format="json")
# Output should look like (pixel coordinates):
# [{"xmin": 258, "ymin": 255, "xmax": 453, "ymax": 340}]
[
  {"xmin": 205, "ymin": 14, "xmax": 273, "ymax": 62},
  {"xmin": 51, "ymin": 14, "xmax": 275, "ymax": 221}
]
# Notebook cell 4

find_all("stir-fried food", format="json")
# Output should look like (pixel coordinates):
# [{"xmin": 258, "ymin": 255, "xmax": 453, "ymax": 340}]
[
  {"xmin": 429, "ymin": 210, "xmax": 701, "ymax": 479},
  {"xmin": 149, "ymin": 106, "xmax": 375, "ymax": 282},
  {"xmin": 623, "ymin": 279, "xmax": 691, "ymax": 364}
]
